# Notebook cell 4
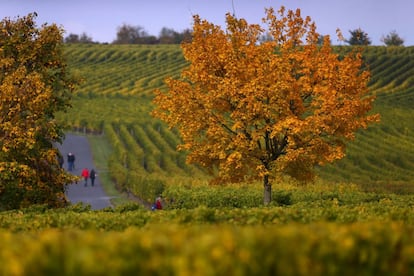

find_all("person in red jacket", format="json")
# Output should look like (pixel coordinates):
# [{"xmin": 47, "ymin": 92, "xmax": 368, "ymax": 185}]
[
  {"xmin": 81, "ymin": 168, "xmax": 89, "ymax": 187},
  {"xmin": 155, "ymin": 196, "xmax": 163, "ymax": 210},
  {"xmin": 152, "ymin": 196, "xmax": 163, "ymax": 210}
]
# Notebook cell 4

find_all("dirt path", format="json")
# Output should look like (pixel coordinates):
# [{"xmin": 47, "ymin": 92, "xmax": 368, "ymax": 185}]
[{"xmin": 56, "ymin": 133, "xmax": 113, "ymax": 210}]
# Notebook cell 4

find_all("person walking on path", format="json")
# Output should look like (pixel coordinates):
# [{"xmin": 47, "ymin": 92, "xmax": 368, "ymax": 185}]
[
  {"xmin": 57, "ymin": 152, "xmax": 64, "ymax": 168},
  {"xmin": 57, "ymin": 133, "xmax": 112, "ymax": 210},
  {"xmin": 67, "ymin": 152, "xmax": 76, "ymax": 171},
  {"xmin": 81, "ymin": 168, "xmax": 89, "ymax": 187},
  {"xmin": 89, "ymin": 169, "xmax": 97, "ymax": 187}
]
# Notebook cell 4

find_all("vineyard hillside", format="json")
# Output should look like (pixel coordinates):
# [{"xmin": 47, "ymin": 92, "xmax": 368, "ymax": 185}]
[{"xmin": 59, "ymin": 44, "xmax": 414, "ymax": 194}]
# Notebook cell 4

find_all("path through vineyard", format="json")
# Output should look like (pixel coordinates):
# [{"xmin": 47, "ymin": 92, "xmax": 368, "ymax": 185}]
[{"xmin": 57, "ymin": 133, "xmax": 113, "ymax": 210}]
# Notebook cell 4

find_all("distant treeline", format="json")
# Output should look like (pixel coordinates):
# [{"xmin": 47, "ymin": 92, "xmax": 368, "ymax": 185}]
[
  {"xmin": 65, "ymin": 24, "xmax": 405, "ymax": 47},
  {"xmin": 65, "ymin": 24, "xmax": 192, "ymax": 45}
]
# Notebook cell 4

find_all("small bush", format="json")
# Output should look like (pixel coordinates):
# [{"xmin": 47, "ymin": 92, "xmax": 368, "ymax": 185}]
[{"xmin": 273, "ymin": 190, "xmax": 293, "ymax": 206}]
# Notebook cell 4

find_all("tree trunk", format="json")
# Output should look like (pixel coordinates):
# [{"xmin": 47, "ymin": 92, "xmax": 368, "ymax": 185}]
[{"xmin": 263, "ymin": 174, "xmax": 271, "ymax": 205}]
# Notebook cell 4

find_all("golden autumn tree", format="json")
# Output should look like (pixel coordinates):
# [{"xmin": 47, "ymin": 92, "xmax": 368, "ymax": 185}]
[
  {"xmin": 152, "ymin": 7, "xmax": 379, "ymax": 204},
  {"xmin": 0, "ymin": 13, "xmax": 77, "ymax": 209}
]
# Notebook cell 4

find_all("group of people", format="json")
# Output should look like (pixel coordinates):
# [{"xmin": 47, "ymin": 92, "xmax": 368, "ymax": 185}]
[
  {"xmin": 81, "ymin": 167, "xmax": 97, "ymax": 187},
  {"xmin": 62, "ymin": 150, "xmax": 162, "ymax": 209},
  {"xmin": 59, "ymin": 152, "xmax": 97, "ymax": 187}
]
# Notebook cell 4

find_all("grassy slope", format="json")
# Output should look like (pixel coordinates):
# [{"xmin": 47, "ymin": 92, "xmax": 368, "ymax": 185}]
[{"xmin": 61, "ymin": 44, "xmax": 414, "ymax": 189}]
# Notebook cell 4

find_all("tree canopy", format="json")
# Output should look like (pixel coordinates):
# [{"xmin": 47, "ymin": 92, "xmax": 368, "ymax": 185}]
[
  {"xmin": 65, "ymin": 32, "xmax": 95, "ymax": 44},
  {"xmin": 0, "ymin": 13, "xmax": 78, "ymax": 209},
  {"xmin": 381, "ymin": 30, "xmax": 404, "ymax": 46},
  {"xmin": 159, "ymin": 27, "xmax": 192, "ymax": 44},
  {"xmin": 346, "ymin": 28, "xmax": 371, "ymax": 45},
  {"xmin": 112, "ymin": 24, "xmax": 158, "ymax": 44},
  {"xmin": 152, "ymin": 6, "xmax": 379, "ymax": 204}
]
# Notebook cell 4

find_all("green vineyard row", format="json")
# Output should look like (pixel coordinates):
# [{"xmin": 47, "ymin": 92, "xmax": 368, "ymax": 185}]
[
  {"xmin": 2, "ymin": 181, "xmax": 414, "ymax": 228},
  {"xmin": 65, "ymin": 44, "xmax": 187, "ymax": 97},
  {"xmin": 2, "ymin": 222, "xmax": 414, "ymax": 275},
  {"xmin": 1, "ymin": 186, "xmax": 414, "ymax": 274},
  {"xmin": 2, "ymin": 180, "xmax": 414, "ymax": 274}
]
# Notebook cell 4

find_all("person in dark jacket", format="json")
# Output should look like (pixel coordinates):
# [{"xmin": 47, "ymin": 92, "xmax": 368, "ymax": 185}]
[
  {"xmin": 67, "ymin": 152, "xmax": 75, "ymax": 171},
  {"xmin": 89, "ymin": 169, "xmax": 97, "ymax": 187},
  {"xmin": 57, "ymin": 153, "xmax": 64, "ymax": 168}
]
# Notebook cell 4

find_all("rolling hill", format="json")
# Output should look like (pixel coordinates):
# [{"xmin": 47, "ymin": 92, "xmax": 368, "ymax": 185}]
[{"xmin": 59, "ymin": 43, "xmax": 414, "ymax": 192}]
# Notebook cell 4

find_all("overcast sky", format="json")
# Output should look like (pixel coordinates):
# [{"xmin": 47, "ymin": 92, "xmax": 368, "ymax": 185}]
[{"xmin": 1, "ymin": 0, "xmax": 413, "ymax": 46}]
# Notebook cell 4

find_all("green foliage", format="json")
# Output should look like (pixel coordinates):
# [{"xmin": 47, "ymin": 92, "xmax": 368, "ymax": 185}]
[
  {"xmin": 273, "ymin": 190, "xmax": 293, "ymax": 206},
  {"xmin": 381, "ymin": 30, "xmax": 404, "ymax": 46},
  {"xmin": 1, "ymin": 222, "xmax": 414, "ymax": 275},
  {"xmin": 0, "ymin": 183, "xmax": 413, "ymax": 230},
  {"xmin": 1, "ymin": 182, "xmax": 414, "ymax": 274},
  {"xmin": 163, "ymin": 184, "xmax": 263, "ymax": 209},
  {"xmin": 128, "ymin": 174, "xmax": 166, "ymax": 202}
]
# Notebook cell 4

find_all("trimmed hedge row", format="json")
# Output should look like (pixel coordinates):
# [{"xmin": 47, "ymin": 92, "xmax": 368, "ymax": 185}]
[
  {"xmin": 0, "ymin": 222, "xmax": 413, "ymax": 275},
  {"xmin": 1, "ymin": 197, "xmax": 414, "ymax": 231}
]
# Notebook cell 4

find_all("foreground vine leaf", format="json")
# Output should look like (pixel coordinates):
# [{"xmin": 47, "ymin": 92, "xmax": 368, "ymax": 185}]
[
  {"xmin": 153, "ymin": 6, "xmax": 379, "ymax": 204},
  {"xmin": 0, "ymin": 13, "xmax": 78, "ymax": 209}
]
